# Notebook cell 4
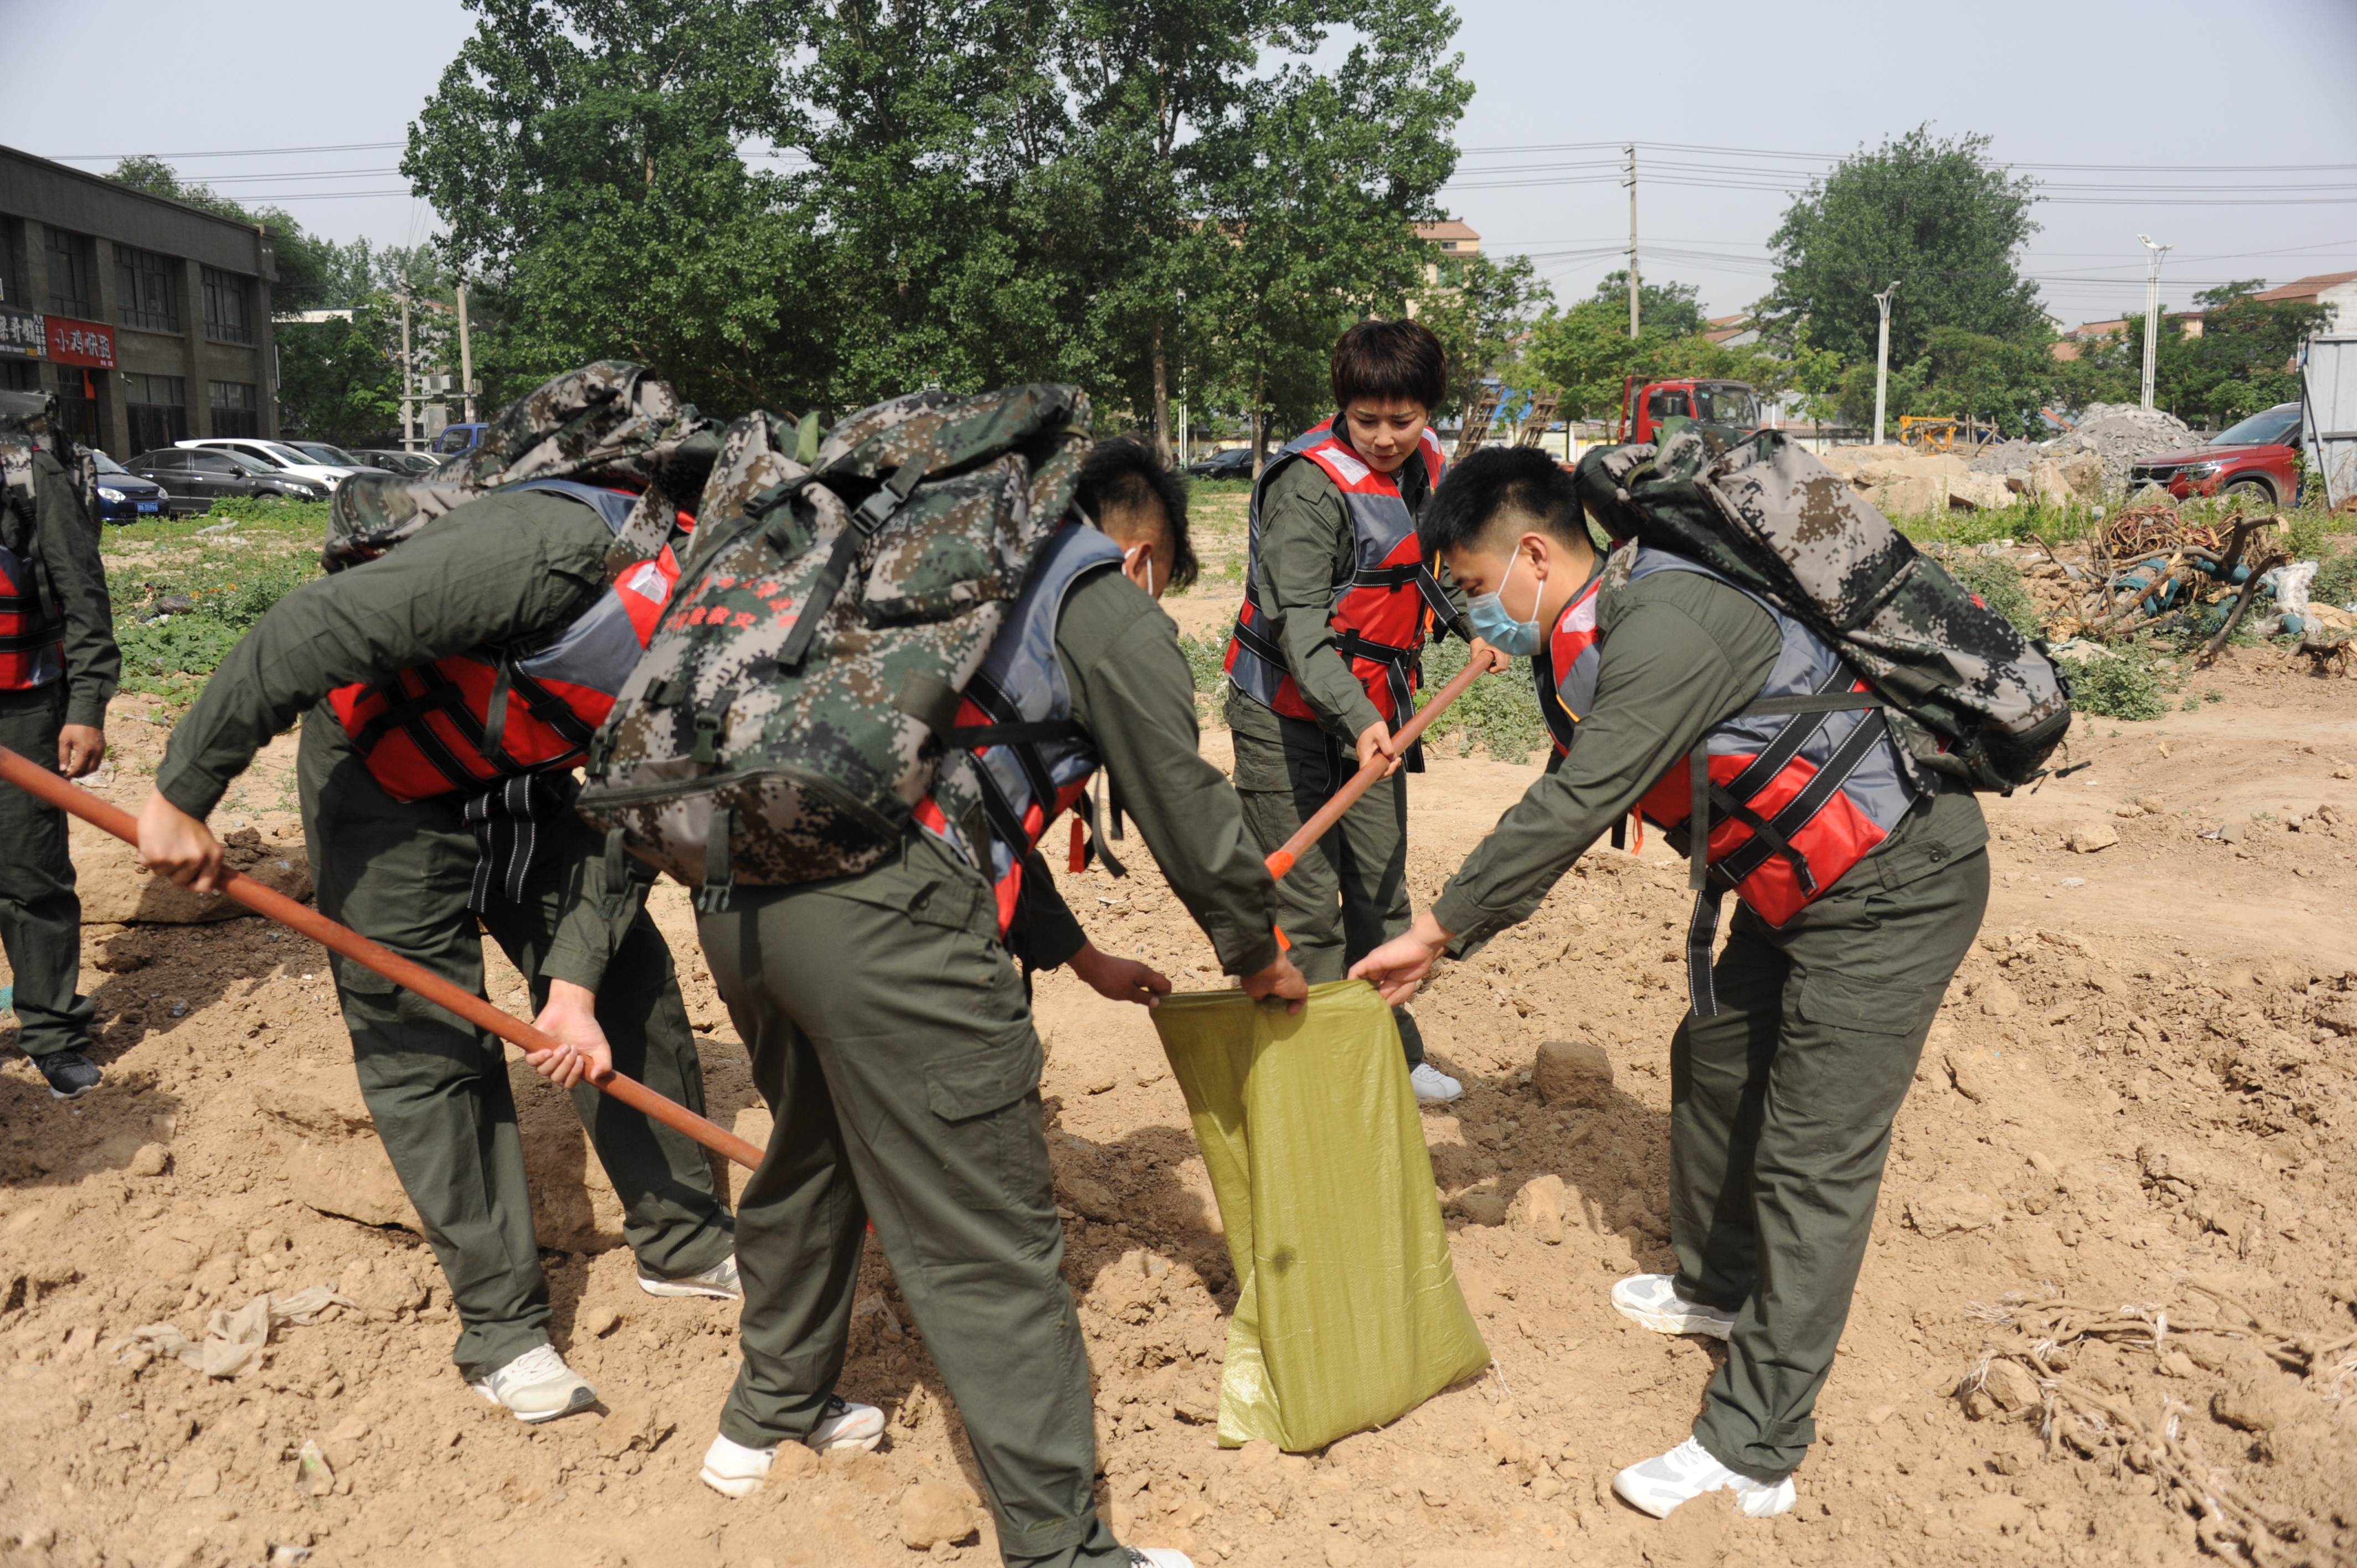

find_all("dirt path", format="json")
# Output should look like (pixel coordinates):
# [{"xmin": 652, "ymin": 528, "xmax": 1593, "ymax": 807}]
[{"xmin": 3, "ymin": 648, "xmax": 2354, "ymax": 1568}]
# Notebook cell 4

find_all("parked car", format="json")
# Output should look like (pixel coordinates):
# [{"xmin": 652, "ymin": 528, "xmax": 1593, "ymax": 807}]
[
  {"xmin": 1186, "ymin": 447, "xmax": 1255, "ymax": 479},
  {"xmin": 2128, "ymin": 401, "xmax": 2304, "ymax": 506},
  {"xmin": 353, "ymin": 448, "xmax": 443, "ymax": 476},
  {"xmin": 175, "ymin": 438, "xmax": 366, "ymax": 494},
  {"xmin": 90, "ymin": 451, "xmax": 172, "ymax": 524},
  {"xmin": 430, "ymin": 422, "xmax": 490, "ymax": 457},
  {"xmin": 281, "ymin": 440, "xmax": 395, "ymax": 476},
  {"xmin": 128, "ymin": 448, "xmax": 330, "ymax": 504}
]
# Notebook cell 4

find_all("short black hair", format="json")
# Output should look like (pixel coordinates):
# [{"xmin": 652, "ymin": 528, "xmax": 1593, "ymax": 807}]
[
  {"xmin": 1331, "ymin": 318, "xmax": 1447, "ymax": 412},
  {"xmin": 1075, "ymin": 436, "xmax": 1198, "ymax": 591},
  {"xmin": 1419, "ymin": 445, "xmax": 1585, "ymax": 557}
]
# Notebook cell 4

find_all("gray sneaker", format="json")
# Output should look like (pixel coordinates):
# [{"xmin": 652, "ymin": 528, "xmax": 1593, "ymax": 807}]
[
  {"xmin": 1611, "ymin": 1274, "xmax": 1736, "ymax": 1339},
  {"xmin": 639, "ymin": 1253, "xmax": 742, "ymax": 1299},
  {"xmin": 33, "ymin": 1049, "xmax": 102, "ymax": 1102},
  {"xmin": 470, "ymin": 1344, "xmax": 596, "ymax": 1422}
]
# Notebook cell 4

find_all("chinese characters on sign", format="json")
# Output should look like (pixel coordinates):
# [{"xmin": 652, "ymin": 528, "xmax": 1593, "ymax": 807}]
[
  {"xmin": 44, "ymin": 316, "xmax": 116, "ymax": 369},
  {"xmin": 0, "ymin": 305, "xmax": 44, "ymax": 360}
]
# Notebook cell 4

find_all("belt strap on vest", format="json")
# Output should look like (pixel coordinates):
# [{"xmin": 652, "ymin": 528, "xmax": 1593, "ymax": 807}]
[
  {"xmin": 1681, "ymin": 691, "xmax": 1890, "ymax": 1018},
  {"xmin": 1228, "ymin": 612, "xmax": 1433, "ymax": 774}
]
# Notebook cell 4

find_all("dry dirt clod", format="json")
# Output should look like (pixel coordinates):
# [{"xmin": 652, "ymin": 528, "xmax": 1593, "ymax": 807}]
[
  {"xmin": 2068, "ymin": 821, "xmax": 2121, "ymax": 853},
  {"xmin": 1944, "ymin": 1053, "xmax": 1988, "ymax": 1103},
  {"xmin": 1907, "ymin": 1189, "xmax": 2001, "ymax": 1235},
  {"xmin": 1506, "ymin": 1174, "xmax": 1568, "ymax": 1245},
  {"xmin": 898, "ymin": 1478, "xmax": 977, "ymax": 1550},
  {"xmin": 1531, "ymin": 1039, "xmax": 1613, "ymax": 1107},
  {"xmin": 581, "ymin": 1303, "xmax": 622, "ymax": 1338}
]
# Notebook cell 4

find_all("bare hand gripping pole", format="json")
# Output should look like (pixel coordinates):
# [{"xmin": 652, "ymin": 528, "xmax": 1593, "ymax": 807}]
[
  {"xmin": 1262, "ymin": 657, "xmax": 1489, "ymax": 883},
  {"xmin": 0, "ymin": 747, "xmax": 765, "ymax": 1172}
]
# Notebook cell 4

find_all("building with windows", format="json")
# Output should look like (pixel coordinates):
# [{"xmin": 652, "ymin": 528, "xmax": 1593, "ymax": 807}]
[{"xmin": 0, "ymin": 144, "xmax": 277, "ymax": 457}]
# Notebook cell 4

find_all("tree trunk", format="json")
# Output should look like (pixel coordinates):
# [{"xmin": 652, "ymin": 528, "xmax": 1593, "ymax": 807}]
[
  {"xmin": 1151, "ymin": 317, "xmax": 1172, "ymax": 468},
  {"xmin": 1249, "ymin": 364, "xmax": 1269, "ymax": 476}
]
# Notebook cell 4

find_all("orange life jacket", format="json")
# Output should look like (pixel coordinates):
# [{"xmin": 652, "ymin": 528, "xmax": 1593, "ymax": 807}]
[
  {"xmin": 0, "ymin": 540, "xmax": 61, "ymax": 692},
  {"xmin": 329, "ymin": 481, "xmax": 681, "ymax": 803},
  {"xmin": 1223, "ymin": 420, "xmax": 1458, "ymax": 759},
  {"xmin": 913, "ymin": 523, "xmax": 1128, "ymax": 937},
  {"xmin": 1532, "ymin": 569, "xmax": 1605, "ymax": 762}
]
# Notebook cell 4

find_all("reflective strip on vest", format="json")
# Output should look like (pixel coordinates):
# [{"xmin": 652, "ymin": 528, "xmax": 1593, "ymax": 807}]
[
  {"xmin": 0, "ymin": 540, "xmax": 62, "ymax": 692},
  {"xmin": 1223, "ymin": 420, "xmax": 1454, "ymax": 728},
  {"xmin": 1628, "ymin": 549, "xmax": 1923, "ymax": 927},
  {"xmin": 328, "ymin": 480, "xmax": 681, "ymax": 803},
  {"xmin": 1530, "ymin": 571, "xmax": 1604, "ymax": 760},
  {"xmin": 914, "ymin": 523, "xmax": 1125, "ymax": 936}
]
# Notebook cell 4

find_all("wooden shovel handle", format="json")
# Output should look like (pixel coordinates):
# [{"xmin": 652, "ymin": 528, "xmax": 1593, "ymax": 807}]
[{"xmin": 0, "ymin": 747, "xmax": 765, "ymax": 1171}]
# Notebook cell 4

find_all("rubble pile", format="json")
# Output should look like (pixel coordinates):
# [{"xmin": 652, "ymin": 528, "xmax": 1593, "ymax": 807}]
[{"xmin": 1967, "ymin": 404, "xmax": 2196, "ymax": 499}]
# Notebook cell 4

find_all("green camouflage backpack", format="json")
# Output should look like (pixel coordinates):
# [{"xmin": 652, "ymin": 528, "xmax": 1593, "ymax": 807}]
[
  {"xmin": 323, "ymin": 360, "xmax": 717, "ymax": 574},
  {"xmin": 1576, "ymin": 427, "xmax": 2071, "ymax": 792},
  {"xmin": 575, "ymin": 383, "xmax": 1090, "ymax": 907},
  {"xmin": 0, "ymin": 389, "xmax": 98, "ymax": 530}
]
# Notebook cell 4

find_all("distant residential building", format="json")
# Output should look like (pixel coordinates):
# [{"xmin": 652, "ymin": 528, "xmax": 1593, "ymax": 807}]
[
  {"xmin": 1706, "ymin": 313, "xmax": 1758, "ymax": 347},
  {"xmin": 2250, "ymin": 271, "xmax": 2356, "ymax": 333},
  {"xmin": 1414, "ymin": 219, "xmax": 1481, "ymax": 257},
  {"xmin": 2051, "ymin": 313, "xmax": 2205, "ymax": 363},
  {"xmin": 0, "ymin": 143, "xmax": 279, "ymax": 457}
]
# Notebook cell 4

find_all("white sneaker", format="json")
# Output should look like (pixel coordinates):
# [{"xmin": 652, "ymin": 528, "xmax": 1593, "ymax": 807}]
[
  {"xmin": 1612, "ymin": 1274, "xmax": 1735, "ymax": 1340},
  {"xmin": 1409, "ymin": 1062, "xmax": 1463, "ymax": 1104},
  {"xmin": 640, "ymin": 1253, "xmax": 742, "ymax": 1299},
  {"xmin": 1612, "ymin": 1437, "xmax": 1794, "ymax": 1519},
  {"xmin": 699, "ymin": 1399, "xmax": 889, "ymax": 1498},
  {"xmin": 1125, "ymin": 1551, "xmax": 1194, "ymax": 1567},
  {"xmin": 469, "ymin": 1344, "xmax": 596, "ymax": 1422}
]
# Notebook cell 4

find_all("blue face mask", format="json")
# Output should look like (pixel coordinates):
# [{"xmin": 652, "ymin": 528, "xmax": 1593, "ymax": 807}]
[{"xmin": 1468, "ymin": 550, "xmax": 1541, "ymax": 657}]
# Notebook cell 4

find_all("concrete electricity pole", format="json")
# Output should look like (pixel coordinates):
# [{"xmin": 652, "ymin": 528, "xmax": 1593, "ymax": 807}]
[
  {"xmin": 1175, "ymin": 286, "xmax": 1187, "ymax": 468},
  {"xmin": 456, "ymin": 274, "xmax": 477, "ymax": 425},
  {"xmin": 1872, "ymin": 281, "xmax": 1899, "ymax": 446},
  {"xmin": 2137, "ymin": 235, "xmax": 2173, "ymax": 412},
  {"xmin": 1625, "ymin": 144, "xmax": 1640, "ymax": 339},
  {"xmin": 398, "ymin": 278, "xmax": 416, "ymax": 452}
]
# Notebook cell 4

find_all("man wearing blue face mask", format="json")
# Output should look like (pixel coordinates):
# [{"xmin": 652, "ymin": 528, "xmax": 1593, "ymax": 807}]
[{"xmin": 1356, "ymin": 443, "xmax": 1987, "ymax": 1525}]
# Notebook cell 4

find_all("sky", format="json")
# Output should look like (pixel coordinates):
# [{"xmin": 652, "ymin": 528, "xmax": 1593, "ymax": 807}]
[{"xmin": 8, "ymin": 0, "xmax": 2354, "ymax": 328}]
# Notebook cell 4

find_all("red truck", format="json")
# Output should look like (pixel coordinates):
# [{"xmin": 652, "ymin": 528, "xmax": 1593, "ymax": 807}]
[
  {"xmin": 1617, "ymin": 376, "xmax": 1763, "ymax": 443},
  {"xmin": 2127, "ymin": 401, "xmax": 2304, "ymax": 506}
]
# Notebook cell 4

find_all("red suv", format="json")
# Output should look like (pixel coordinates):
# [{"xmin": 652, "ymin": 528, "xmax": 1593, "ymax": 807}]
[{"xmin": 2128, "ymin": 401, "xmax": 2303, "ymax": 506}]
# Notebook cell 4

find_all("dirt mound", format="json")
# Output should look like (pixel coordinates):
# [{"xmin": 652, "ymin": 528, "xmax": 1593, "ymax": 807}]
[{"xmin": 3, "ymin": 682, "xmax": 2356, "ymax": 1567}]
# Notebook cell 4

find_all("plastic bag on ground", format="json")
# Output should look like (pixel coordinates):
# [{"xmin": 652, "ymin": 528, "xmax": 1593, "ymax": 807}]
[{"xmin": 1150, "ymin": 979, "xmax": 1490, "ymax": 1452}]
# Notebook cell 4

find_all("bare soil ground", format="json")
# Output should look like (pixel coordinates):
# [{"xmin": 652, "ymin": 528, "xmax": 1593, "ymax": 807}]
[{"xmin": 4, "ymin": 584, "xmax": 2356, "ymax": 1568}]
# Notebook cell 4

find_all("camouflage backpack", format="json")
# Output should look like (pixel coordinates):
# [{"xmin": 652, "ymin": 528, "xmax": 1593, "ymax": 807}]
[
  {"xmin": 575, "ymin": 383, "xmax": 1090, "ymax": 907},
  {"xmin": 1577, "ymin": 427, "xmax": 2071, "ymax": 792},
  {"xmin": 323, "ymin": 360, "xmax": 717, "ymax": 574},
  {"xmin": 0, "ymin": 389, "xmax": 99, "ymax": 532}
]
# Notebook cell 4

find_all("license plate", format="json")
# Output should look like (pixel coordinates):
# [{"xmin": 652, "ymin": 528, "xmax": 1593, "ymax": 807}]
[{"xmin": 137, "ymin": 502, "xmax": 161, "ymax": 513}]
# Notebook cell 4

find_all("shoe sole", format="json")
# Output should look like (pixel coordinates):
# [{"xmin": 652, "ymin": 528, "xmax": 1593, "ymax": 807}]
[
  {"xmin": 474, "ymin": 1382, "xmax": 598, "ymax": 1423},
  {"xmin": 48, "ymin": 1083, "xmax": 97, "ymax": 1101},
  {"xmin": 807, "ymin": 1428, "xmax": 884, "ymax": 1454},
  {"xmin": 1613, "ymin": 1300, "xmax": 1735, "ymax": 1339},
  {"xmin": 699, "ymin": 1466, "xmax": 765, "ymax": 1499},
  {"xmin": 637, "ymin": 1276, "xmax": 741, "ymax": 1300}
]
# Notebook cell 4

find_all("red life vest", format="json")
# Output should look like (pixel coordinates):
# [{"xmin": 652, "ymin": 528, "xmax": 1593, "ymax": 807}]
[
  {"xmin": 914, "ymin": 523, "xmax": 1127, "ymax": 936},
  {"xmin": 1223, "ymin": 420, "xmax": 1458, "ymax": 747},
  {"xmin": 1531, "ymin": 568, "xmax": 1605, "ymax": 761},
  {"xmin": 0, "ymin": 540, "xmax": 61, "ymax": 692},
  {"xmin": 330, "ymin": 481, "xmax": 682, "ymax": 803}
]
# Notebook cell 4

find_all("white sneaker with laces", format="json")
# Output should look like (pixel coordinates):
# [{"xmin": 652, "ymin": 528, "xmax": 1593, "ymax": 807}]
[
  {"xmin": 699, "ymin": 1399, "xmax": 889, "ymax": 1498},
  {"xmin": 1409, "ymin": 1062, "xmax": 1463, "ymax": 1104},
  {"xmin": 1125, "ymin": 1550, "xmax": 1193, "ymax": 1567},
  {"xmin": 469, "ymin": 1344, "xmax": 596, "ymax": 1422},
  {"xmin": 1612, "ymin": 1437, "xmax": 1795, "ymax": 1519},
  {"xmin": 639, "ymin": 1252, "xmax": 742, "ymax": 1299},
  {"xmin": 1612, "ymin": 1273, "xmax": 1735, "ymax": 1340}
]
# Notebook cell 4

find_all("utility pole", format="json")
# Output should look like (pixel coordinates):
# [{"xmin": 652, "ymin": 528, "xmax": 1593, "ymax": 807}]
[
  {"xmin": 1625, "ymin": 143, "xmax": 1640, "ymax": 339},
  {"xmin": 456, "ymin": 274, "xmax": 476, "ymax": 424},
  {"xmin": 2137, "ymin": 234, "xmax": 2173, "ymax": 412},
  {"xmin": 1872, "ymin": 281, "xmax": 1900, "ymax": 446},
  {"xmin": 1175, "ymin": 286, "xmax": 1188, "ymax": 470},
  {"xmin": 398, "ymin": 277, "xmax": 416, "ymax": 452}
]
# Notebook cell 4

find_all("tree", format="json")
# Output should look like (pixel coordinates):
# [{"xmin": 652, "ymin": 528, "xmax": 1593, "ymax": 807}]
[
  {"xmin": 1762, "ymin": 127, "xmax": 2046, "ymax": 365},
  {"xmin": 1831, "ymin": 326, "xmax": 2055, "ymax": 437},
  {"xmin": 1521, "ymin": 278, "xmax": 1783, "ymax": 426},
  {"xmin": 104, "ymin": 156, "xmax": 341, "ymax": 312},
  {"xmin": 2053, "ymin": 283, "xmax": 2328, "ymax": 427},
  {"xmin": 1585, "ymin": 269, "xmax": 1705, "ymax": 339},
  {"xmin": 1418, "ymin": 251, "xmax": 1550, "ymax": 420}
]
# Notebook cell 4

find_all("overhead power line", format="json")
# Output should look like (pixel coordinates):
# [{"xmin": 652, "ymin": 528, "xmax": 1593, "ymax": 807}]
[{"xmin": 46, "ymin": 141, "xmax": 406, "ymax": 161}]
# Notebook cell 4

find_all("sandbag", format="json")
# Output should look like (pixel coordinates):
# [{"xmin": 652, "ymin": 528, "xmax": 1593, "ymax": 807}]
[{"xmin": 1150, "ymin": 979, "xmax": 1489, "ymax": 1452}]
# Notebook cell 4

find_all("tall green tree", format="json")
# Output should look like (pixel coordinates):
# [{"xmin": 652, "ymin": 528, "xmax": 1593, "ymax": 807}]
[
  {"xmin": 1762, "ymin": 127, "xmax": 2046, "ymax": 365},
  {"xmin": 1522, "ymin": 278, "xmax": 1783, "ymax": 426},
  {"xmin": 1418, "ymin": 251, "xmax": 1550, "ymax": 420},
  {"xmin": 1585, "ymin": 269, "xmax": 1705, "ymax": 339},
  {"xmin": 404, "ymin": 0, "xmax": 825, "ymax": 416}
]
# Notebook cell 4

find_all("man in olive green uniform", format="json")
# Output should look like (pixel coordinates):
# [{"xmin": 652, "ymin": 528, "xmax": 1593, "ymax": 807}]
[
  {"xmin": 1221, "ymin": 319, "xmax": 1497, "ymax": 1104},
  {"xmin": 0, "ymin": 391, "xmax": 117, "ymax": 1101},
  {"xmin": 137, "ymin": 483, "xmax": 736, "ymax": 1420},
  {"xmin": 695, "ymin": 437, "xmax": 1299, "ymax": 1568},
  {"xmin": 1354, "ymin": 446, "xmax": 1987, "ymax": 1519}
]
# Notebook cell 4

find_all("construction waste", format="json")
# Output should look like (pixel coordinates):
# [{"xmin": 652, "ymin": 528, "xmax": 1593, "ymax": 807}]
[
  {"xmin": 1818, "ymin": 404, "xmax": 2199, "ymax": 515},
  {"xmin": 1970, "ymin": 403, "xmax": 2196, "ymax": 498}
]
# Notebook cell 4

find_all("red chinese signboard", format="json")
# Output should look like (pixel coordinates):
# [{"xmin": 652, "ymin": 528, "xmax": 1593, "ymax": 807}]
[{"xmin": 44, "ymin": 316, "xmax": 115, "ymax": 369}]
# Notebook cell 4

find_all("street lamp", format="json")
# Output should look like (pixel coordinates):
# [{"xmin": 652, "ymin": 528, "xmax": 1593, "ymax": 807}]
[
  {"xmin": 1872, "ymin": 282, "xmax": 1900, "ymax": 446},
  {"xmin": 2137, "ymin": 235, "xmax": 2173, "ymax": 412}
]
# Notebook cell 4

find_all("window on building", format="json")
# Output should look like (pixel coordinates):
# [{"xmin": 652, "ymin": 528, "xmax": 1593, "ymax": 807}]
[
  {"xmin": 125, "ymin": 374, "xmax": 189, "ymax": 453},
  {"xmin": 208, "ymin": 380, "xmax": 259, "ymax": 439},
  {"xmin": 0, "ymin": 219, "xmax": 22, "ymax": 309},
  {"xmin": 54, "ymin": 365, "xmax": 102, "ymax": 449},
  {"xmin": 115, "ymin": 246, "xmax": 181, "ymax": 333},
  {"xmin": 0, "ymin": 360, "xmax": 38, "ymax": 394},
  {"xmin": 46, "ymin": 230, "xmax": 94, "ymax": 318},
  {"xmin": 201, "ymin": 267, "xmax": 254, "ymax": 344}
]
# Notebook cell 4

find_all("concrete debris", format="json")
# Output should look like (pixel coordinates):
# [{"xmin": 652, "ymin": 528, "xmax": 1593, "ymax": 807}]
[{"xmin": 1960, "ymin": 403, "xmax": 2195, "ymax": 500}]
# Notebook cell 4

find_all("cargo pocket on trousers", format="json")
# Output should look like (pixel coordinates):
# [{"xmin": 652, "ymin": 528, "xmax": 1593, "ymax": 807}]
[{"xmin": 925, "ymin": 1024, "xmax": 1051, "ymax": 1211}]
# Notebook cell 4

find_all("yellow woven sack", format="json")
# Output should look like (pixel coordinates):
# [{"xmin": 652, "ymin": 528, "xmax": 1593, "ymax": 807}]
[{"xmin": 1150, "ymin": 979, "xmax": 1490, "ymax": 1452}]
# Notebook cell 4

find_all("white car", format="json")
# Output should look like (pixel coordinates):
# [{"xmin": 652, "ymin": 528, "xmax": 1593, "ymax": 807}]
[{"xmin": 176, "ymin": 437, "xmax": 371, "ymax": 494}]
